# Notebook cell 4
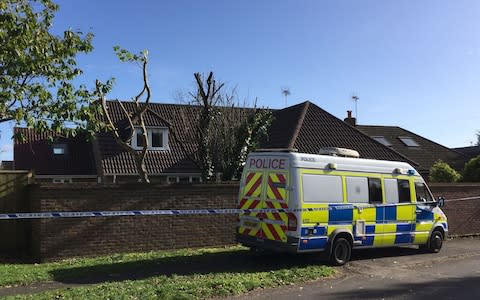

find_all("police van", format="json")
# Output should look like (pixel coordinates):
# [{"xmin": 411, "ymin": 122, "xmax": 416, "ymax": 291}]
[{"xmin": 236, "ymin": 148, "xmax": 447, "ymax": 265}]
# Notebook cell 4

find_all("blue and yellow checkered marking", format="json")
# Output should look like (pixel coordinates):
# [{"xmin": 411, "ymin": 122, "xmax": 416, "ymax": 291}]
[{"xmin": 298, "ymin": 202, "xmax": 446, "ymax": 250}]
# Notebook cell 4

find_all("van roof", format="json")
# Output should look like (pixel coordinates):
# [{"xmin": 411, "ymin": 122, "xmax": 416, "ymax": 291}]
[{"xmin": 247, "ymin": 151, "xmax": 419, "ymax": 176}]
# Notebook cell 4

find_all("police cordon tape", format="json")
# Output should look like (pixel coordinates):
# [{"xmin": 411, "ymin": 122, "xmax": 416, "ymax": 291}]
[
  {"xmin": 0, "ymin": 196, "xmax": 479, "ymax": 220},
  {"xmin": 0, "ymin": 207, "xmax": 342, "ymax": 220}
]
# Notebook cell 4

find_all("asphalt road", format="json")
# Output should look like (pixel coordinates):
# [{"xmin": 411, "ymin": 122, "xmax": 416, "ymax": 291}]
[{"xmin": 230, "ymin": 237, "xmax": 480, "ymax": 300}]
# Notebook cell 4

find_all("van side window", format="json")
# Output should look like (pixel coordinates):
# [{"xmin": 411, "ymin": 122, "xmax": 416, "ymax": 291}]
[
  {"xmin": 346, "ymin": 177, "xmax": 369, "ymax": 203},
  {"xmin": 302, "ymin": 174, "xmax": 343, "ymax": 203},
  {"xmin": 415, "ymin": 181, "xmax": 433, "ymax": 202},
  {"xmin": 368, "ymin": 178, "xmax": 382, "ymax": 204},
  {"xmin": 384, "ymin": 178, "xmax": 399, "ymax": 204},
  {"xmin": 398, "ymin": 179, "xmax": 411, "ymax": 203}
]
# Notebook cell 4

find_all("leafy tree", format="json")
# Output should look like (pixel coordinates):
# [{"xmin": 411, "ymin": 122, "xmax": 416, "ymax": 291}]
[
  {"xmin": 95, "ymin": 47, "xmax": 151, "ymax": 183},
  {"xmin": 218, "ymin": 102, "xmax": 273, "ymax": 180},
  {"xmin": 429, "ymin": 160, "xmax": 461, "ymax": 183},
  {"xmin": 463, "ymin": 155, "xmax": 480, "ymax": 182},
  {"xmin": 1, "ymin": 0, "xmax": 100, "ymax": 137}
]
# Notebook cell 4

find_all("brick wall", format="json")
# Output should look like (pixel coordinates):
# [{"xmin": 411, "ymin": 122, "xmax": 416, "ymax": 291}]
[
  {"xmin": 10, "ymin": 182, "xmax": 480, "ymax": 261},
  {"xmin": 430, "ymin": 183, "xmax": 480, "ymax": 236},
  {"xmin": 27, "ymin": 183, "xmax": 239, "ymax": 261}
]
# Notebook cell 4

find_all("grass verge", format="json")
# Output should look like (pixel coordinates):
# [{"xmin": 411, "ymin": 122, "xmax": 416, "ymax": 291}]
[{"xmin": 1, "ymin": 246, "xmax": 334, "ymax": 299}]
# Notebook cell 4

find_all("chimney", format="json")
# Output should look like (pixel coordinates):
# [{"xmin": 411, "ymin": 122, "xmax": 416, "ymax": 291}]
[{"xmin": 344, "ymin": 110, "xmax": 356, "ymax": 126}]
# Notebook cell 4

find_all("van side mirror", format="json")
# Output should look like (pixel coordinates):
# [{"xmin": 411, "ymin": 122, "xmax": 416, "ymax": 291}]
[{"xmin": 437, "ymin": 197, "xmax": 445, "ymax": 208}]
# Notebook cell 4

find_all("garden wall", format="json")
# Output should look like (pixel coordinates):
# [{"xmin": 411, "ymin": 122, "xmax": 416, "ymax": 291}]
[
  {"xmin": 1, "ymin": 182, "xmax": 480, "ymax": 261},
  {"xmin": 27, "ymin": 183, "xmax": 238, "ymax": 261},
  {"xmin": 430, "ymin": 183, "xmax": 480, "ymax": 236}
]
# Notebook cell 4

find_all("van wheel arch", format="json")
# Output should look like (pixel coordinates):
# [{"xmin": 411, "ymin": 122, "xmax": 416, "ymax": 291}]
[
  {"xmin": 420, "ymin": 226, "xmax": 445, "ymax": 253},
  {"xmin": 328, "ymin": 230, "xmax": 354, "ymax": 265}
]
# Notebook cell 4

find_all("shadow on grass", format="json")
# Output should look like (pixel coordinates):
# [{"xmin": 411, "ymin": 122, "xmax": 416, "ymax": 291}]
[
  {"xmin": 50, "ymin": 246, "xmax": 429, "ymax": 285},
  {"xmin": 50, "ymin": 249, "xmax": 328, "ymax": 285}
]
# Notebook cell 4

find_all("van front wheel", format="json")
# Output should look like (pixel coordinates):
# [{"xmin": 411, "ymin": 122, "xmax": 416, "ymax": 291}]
[
  {"xmin": 330, "ymin": 237, "xmax": 352, "ymax": 266},
  {"xmin": 426, "ymin": 230, "xmax": 443, "ymax": 253}
]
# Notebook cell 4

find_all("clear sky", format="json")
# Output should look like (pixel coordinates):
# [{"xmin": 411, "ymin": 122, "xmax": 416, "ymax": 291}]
[{"xmin": 1, "ymin": 0, "xmax": 479, "ymax": 161}]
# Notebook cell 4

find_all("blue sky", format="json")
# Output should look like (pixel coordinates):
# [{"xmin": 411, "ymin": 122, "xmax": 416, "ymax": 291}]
[{"xmin": 2, "ymin": 0, "xmax": 479, "ymax": 160}]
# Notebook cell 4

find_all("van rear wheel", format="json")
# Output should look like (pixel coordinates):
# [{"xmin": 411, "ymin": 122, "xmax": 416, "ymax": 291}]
[{"xmin": 330, "ymin": 237, "xmax": 352, "ymax": 266}]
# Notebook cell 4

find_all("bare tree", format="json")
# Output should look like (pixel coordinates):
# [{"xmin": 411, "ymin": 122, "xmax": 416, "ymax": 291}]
[
  {"xmin": 96, "ymin": 47, "xmax": 151, "ymax": 183},
  {"xmin": 182, "ymin": 72, "xmax": 273, "ymax": 181},
  {"xmin": 191, "ymin": 72, "xmax": 225, "ymax": 180}
]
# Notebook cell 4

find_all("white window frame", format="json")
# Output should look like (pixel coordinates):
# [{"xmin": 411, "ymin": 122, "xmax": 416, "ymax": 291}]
[{"xmin": 131, "ymin": 127, "xmax": 169, "ymax": 151}]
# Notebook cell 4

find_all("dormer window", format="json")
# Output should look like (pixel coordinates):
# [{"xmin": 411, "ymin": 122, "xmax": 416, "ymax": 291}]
[
  {"xmin": 131, "ymin": 127, "xmax": 169, "ymax": 151},
  {"xmin": 53, "ymin": 144, "xmax": 67, "ymax": 155}
]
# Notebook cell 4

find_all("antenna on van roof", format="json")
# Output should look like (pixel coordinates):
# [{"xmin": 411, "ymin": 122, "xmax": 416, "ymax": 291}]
[{"xmin": 319, "ymin": 147, "xmax": 360, "ymax": 158}]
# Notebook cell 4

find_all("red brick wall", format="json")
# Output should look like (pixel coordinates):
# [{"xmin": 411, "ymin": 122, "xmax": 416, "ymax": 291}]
[
  {"xmin": 430, "ymin": 183, "xmax": 480, "ymax": 236},
  {"xmin": 20, "ymin": 182, "xmax": 480, "ymax": 261},
  {"xmin": 28, "ymin": 183, "xmax": 239, "ymax": 261}
]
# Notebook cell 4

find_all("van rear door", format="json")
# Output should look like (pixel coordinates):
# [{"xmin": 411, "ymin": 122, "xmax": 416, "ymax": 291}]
[
  {"xmin": 238, "ymin": 154, "xmax": 290, "ymax": 243},
  {"xmin": 263, "ymin": 171, "xmax": 289, "ymax": 243}
]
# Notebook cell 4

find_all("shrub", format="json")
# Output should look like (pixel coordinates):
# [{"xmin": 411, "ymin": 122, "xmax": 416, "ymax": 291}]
[
  {"xmin": 463, "ymin": 155, "xmax": 480, "ymax": 182},
  {"xmin": 429, "ymin": 160, "xmax": 461, "ymax": 182}
]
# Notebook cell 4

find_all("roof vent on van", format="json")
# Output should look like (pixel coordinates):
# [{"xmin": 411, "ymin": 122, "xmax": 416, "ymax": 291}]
[
  {"xmin": 254, "ymin": 148, "xmax": 298, "ymax": 153},
  {"xmin": 318, "ymin": 147, "xmax": 360, "ymax": 158}
]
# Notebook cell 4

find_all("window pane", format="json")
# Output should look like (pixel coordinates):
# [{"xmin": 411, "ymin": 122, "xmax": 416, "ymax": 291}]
[
  {"xmin": 415, "ymin": 182, "xmax": 433, "ymax": 202},
  {"xmin": 53, "ymin": 144, "xmax": 66, "ymax": 155},
  {"xmin": 372, "ymin": 136, "xmax": 392, "ymax": 146},
  {"xmin": 303, "ymin": 174, "xmax": 343, "ymax": 203},
  {"xmin": 399, "ymin": 137, "xmax": 419, "ymax": 147},
  {"xmin": 346, "ymin": 177, "xmax": 369, "ymax": 203},
  {"xmin": 152, "ymin": 131, "xmax": 163, "ymax": 147},
  {"xmin": 398, "ymin": 179, "xmax": 411, "ymax": 203},
  {"xmin": 384, "ymin": 178, "xmax": 399, "ymax": 204},
  {"xmin": 368, "ymin": 178, "xmax": 382, "ymax": 204},
  {"xmin": 179, "ymin": 176, "xmax": 190, "ymax": 183},
  {"xmin": 136, "ymin": 130, "xmax": 144, "ymax": 147}
]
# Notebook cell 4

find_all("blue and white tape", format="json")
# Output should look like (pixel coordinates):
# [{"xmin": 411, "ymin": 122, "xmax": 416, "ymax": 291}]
[
  {"xmin": 0, "ymin": 208, "xmax": 317, "ymax": 220},
  {"xmin": 0, "ymin": 200, "xmax": 447, "ymax": 220}
]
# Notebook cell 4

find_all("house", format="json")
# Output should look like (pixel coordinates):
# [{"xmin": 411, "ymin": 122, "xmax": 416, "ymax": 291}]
[
  {"xmin": 345, "ymin": 112, "xmax": 467, "ymax": 178},
  {"xmin": 453, "ymin": 146, "xmax": 480, "ymax": 161},
  {"xmin": 14, "ymin": 100, "xmax": 419, "ymax": 183},
  {"xmin": 261, "ymin": 101, "xmax": 413, "ymax": 162},
  {"xmin": 94, "ymin": 101, "xmax": 203, "ymax": 183},
  {"xmin": 14, "ymin": 127, "xmax": 98, "ymax": 183}
]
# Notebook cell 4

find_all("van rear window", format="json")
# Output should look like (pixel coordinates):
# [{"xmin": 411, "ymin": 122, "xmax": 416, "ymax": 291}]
[{"xmin": 302, "ymin": 174, "xmax": 343, "ymax": 203}]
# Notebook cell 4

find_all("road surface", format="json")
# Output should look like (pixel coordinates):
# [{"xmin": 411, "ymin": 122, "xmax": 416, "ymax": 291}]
[{"xmin": 230, "ymin": 237, "xmax": 480, "ymax": 300}]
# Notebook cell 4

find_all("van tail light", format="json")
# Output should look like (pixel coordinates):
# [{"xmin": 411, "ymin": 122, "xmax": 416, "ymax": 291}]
[{"xmin": 287, "ymin": 213, "xmax": 297, "ymax": 231}]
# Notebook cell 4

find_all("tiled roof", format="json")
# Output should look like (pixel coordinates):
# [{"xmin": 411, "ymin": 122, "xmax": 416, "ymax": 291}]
[
  {"xmin": 97, "ymin": 101, "xmax": 202, "ymax": 175},
  {"xmin": 262, "ymin": 101, "xmax": 415, "ymax": 163},
  {"xmin": 13, "ymin": 127, "xmax": 96, "ymax": 175},
  {"xmin": 357, "ymin": 125, "xmax": 467, "ymax": 174},
  {"xmin": 454, "ymin": 146, "xmax": 480, "ymax": 161}
]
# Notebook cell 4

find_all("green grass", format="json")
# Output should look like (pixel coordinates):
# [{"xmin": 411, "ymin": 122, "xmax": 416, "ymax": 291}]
[{"xmin": 0, "ymin": 246, "xmax": 335, "ymax": 299}]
